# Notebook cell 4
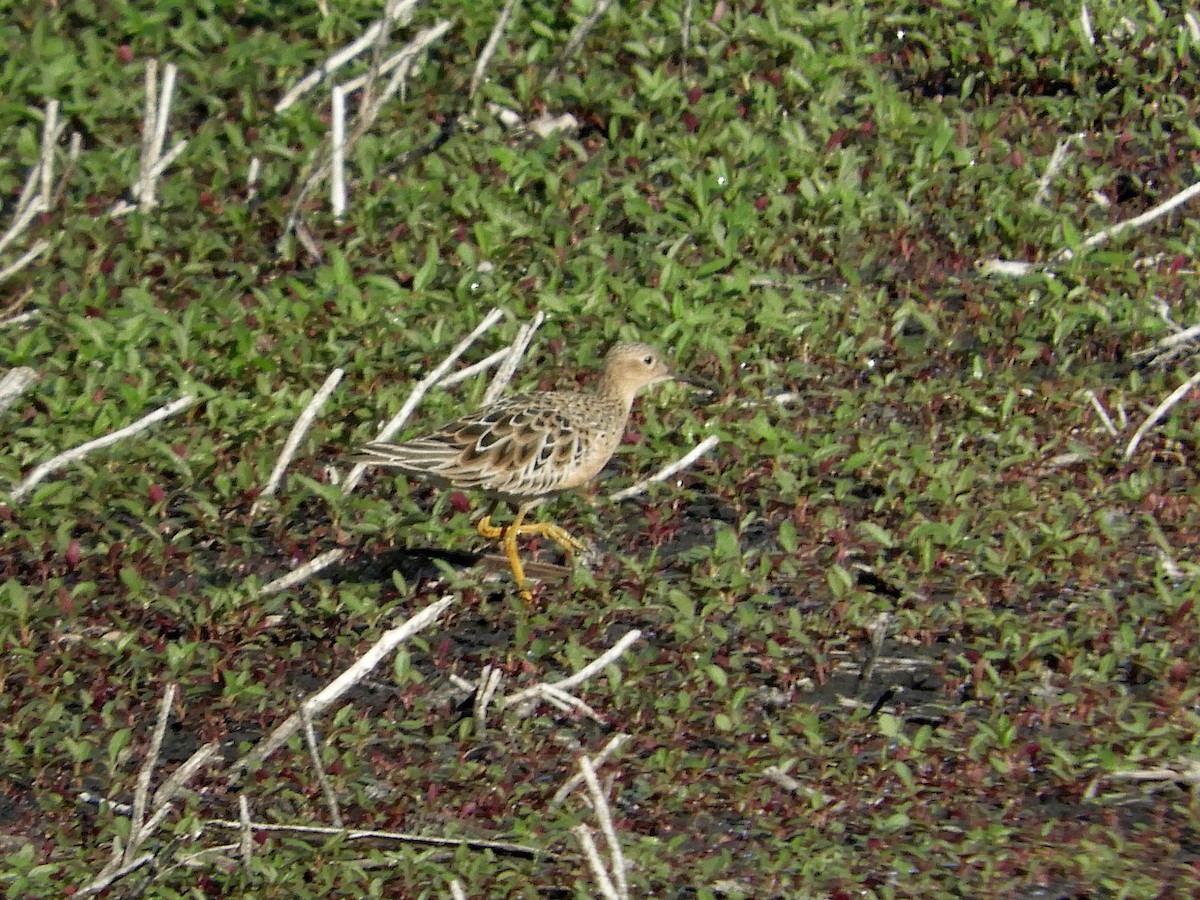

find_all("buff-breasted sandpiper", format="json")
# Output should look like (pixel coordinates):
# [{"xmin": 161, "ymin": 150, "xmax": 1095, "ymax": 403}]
[{"xmin": 353, "ymin": 342, "xmax": 678, "ymax": 599}]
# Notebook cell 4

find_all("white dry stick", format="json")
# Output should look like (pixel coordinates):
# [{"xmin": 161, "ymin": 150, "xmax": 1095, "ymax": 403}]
[
  {"xmin": 1110, "ymin": 758, "xmax": 1200, "ymax": 785},
  {"xmin": 145, "ymin": 139, "xmax": 188, "ymax": 183},
  {"xmin": 125, "ymin": 683, "xmax": 177, "ymax": 865},
  {"xmin": 0, "ymin": 311, "xmax": 38, "ymax": 329},
  {"xmin": 482, "ymin": 311, "xmax": 544, "ymax": 405},
  {"xmin": 0, "ymin": 367, "xmax": 37, "ymax": 415},
  {"xmin": 335, "ymin": 29, "xmax": 447, "ymax": 98},
  {"xmin": 204, "ymin": 818, "xmax": 538, "ymax": 856},
  {"xmin": 470, "ymin": 0, "xmax": 522, "ymax": 98},
  {"xmin": 10, "ymin": 394, "xmax": 196, "ymax": 502},
  {"xmin": 1080, "ymin": 3, "xmax": 1094, "ymax": 46},
  {"xmin": 449, "ymin": 881, "xmax": 468, "ymax": 900},
  {"xmin": 113, "ymin": 61, "xmax": 187, "ymax": 217},
  {"xmin": 506, "ymin": 630, "xmax": 642, "ymax": 707},
  {"xmin": 39, "ymin": 100, "xmax": 58, "ymax": 204},
  {"xmin": 148, "ymin": 64, "xmax": 177, "ymax": 179},
  {"xmin": 0, "ymin": 240, "xmax": 49, "ymax": 283},
  {"xmin": 331, "ymin": 85, "xmax": 348, "ymax": 219},
  {"xmin": 527, "ymin": 112, "xmax": 579, "ymax": 139},
  {"xmin": 763, "ymin": 765, "xmax": 803, "ymax": 793},
  {"xmin": 1034, "ymin": 134, "xmax": 1080, "ymax": 205},
  {"xmin": 258, "ymin": 548, "xmax": 347, "ymax": 596},
  {"xmin": 369, "ymin": 21, "xmax": 452, "ymax": 108},
  {"xmin": 301, "ymin": 706, "xmax": 344, "ymax": 828},
  {"xmin": 246, "ymin": 157, "xmax": 261, "ymax": 202},
  {"xmin": 238, "ymin": 795, "xmax": 254, "ymax": 872},
  {"xmin": 0, "ymin": 101, "xmax": 64, "ymax": 256},
  {"xmin": 229, "ymin": 596, "xmax": 454, "ymax": 777},
  {"xmin": 1059, "ymin": 179, "xmax": 1200, "ymax": 261},
  {"xmin": 255, "ymin": 367, "xmax": 344, "ymax": 510},
  {"xmin": 1186, "ymin": 11, "xmax": 1200, "ymax": 43},
  {"xmin": 436, "ymin": 347, "xmax": 508, "ymax": 389},
  {"xmin": 0, "ymin": 195, "xmax": 43, "ymax": 258},
  {"xmin": 551, "ymin": 0, "xmax": 619, "ymax": 79},
  {"xmin": 1084, "ymin": 390, "xmax": 1119, "ymax": 437},
  {"xmin": 78, "ymin": 853, "xmax": 155, "ymax": 897},
  {"xmin": 579, "ymin": 756, "xmax": 627, "ymax": 900},
  {"xmin": 552, "ymin": 734, "xmax": 630, "ymax": 804},
  {"xmin": 1140, "ymin": 322, "xmax": 1200, "ymax": 358},
  {"xmin": 610, "ymin": 434, "xmax": 719, "ymax": 501},
  {"xmin": 534, "ymin": 684, "xmax": 606, "ymax": 723},
  {"xmin": 341, "ymin": 307, "xmax": 506, "ymax": 495},
  {"xmin": 473, "ymin": 665, "xmax": 503, "ymax": 728},
  {"xmin": 273, "ymin": 0, "xmax": 420, "ymax": 113},
  {"xmin": 975, "ymin": 258, "xmax": 1040, "ymax": 278},
  {"xmin": 574, "ymin": 825, "xmax": 621, "ymax": 900},
  {"xmin": 279, "ymin": 19, "xmax": 451, "ymax": 249},
  {"xmin": 487, "ymin": 102, "xmax": 525, "ymax": 130},
  {"xmin": 681, "ymin": 0, "xmax": 695, "ymax": 77},
  {"xmin": 136, "ymin": 59, "xmax": 159, "ymax": 208},
  {"xmin": 136, "ymin": 742, "xmax": 221, "ymax": 846},
  {"xmin": 1124, "ymin": 369, "xmax": 1200, "ymax": 460}
]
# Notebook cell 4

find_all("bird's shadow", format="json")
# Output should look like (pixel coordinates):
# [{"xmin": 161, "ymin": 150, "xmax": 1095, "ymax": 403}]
[{"xmin": 330, "ymin": 544, "xmax": 571, "ymax": 589}]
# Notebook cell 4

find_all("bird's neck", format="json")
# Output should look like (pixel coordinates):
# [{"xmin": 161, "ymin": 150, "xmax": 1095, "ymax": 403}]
[{"xmin": 594, "ymin": 375, "xmax": 638, "ymax": 413}]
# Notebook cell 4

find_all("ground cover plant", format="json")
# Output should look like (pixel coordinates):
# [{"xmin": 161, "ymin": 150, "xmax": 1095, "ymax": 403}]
[{"xmin": 3, "ymin": 0, "xmax": 1200, "ymax": 896}]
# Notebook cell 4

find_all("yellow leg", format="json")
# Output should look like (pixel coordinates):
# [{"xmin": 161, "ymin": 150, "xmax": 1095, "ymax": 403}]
[{"xmin": 476, "ymin": 504, "xmax": 587, "ymax": 600}]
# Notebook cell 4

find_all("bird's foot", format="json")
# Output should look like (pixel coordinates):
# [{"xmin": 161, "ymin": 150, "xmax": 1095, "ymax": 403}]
[{"xmin": 477, "ymin": 515, "xmax": 586, "ymax": 601}]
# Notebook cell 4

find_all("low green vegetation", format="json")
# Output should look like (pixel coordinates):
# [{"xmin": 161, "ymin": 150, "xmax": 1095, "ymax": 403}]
[{"xmin": 3, "ymin": 0, "xmax": 1200, "ymax": 896}]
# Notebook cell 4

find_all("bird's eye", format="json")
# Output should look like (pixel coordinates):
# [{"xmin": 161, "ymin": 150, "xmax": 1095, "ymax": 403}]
[{"xmin": 643, "ymin": 355, "xmax": 654, "ymax": 365}]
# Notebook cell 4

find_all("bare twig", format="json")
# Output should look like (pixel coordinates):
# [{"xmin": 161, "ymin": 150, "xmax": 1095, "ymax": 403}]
[
  {"xmin": 126, "ymin": 684, "xmax": 177, "ymax": 865},
  {"xmin": 532, "ymin": 684, "xmax": 606, "ymax": 723},
  {"xmin": 435, "ymin": 347, "xmax": 508, "ymax": 389},
  {"xmin": 238, "ymin": 795, "xmax": 254, "ymax": 872},
  {"xmin": 1187, "ymin": 11, "xmax": 1200, "ymax": 43},
  {"xmin": 331, "ymin": 85, "xmax": 348, "ymax": 219},
  {"xmin": 579, "ymin": 756, "xmax": 627, "ymax": 899},
  {"xmin": 279, "ymin": 20, "xmax": 451, "ymax": 250},
  {"xmin": 301, "ymin": 706, "xmax": 343, "ymax": 828},
  {"xmin": 274, "ymin": 0, "xmax": 420, "ymax": 113},
  {"xmin": 473, "ymin": 665, "xmax": 504, "ymax": 729},
  {"xmin": 79, "ymin": 853, "xmax": 155, "ymax": 897},
  {"xmin": 470, "ymin": 0, "xmax": 522, "ymax": 98},
  {"xmin": 229, "ymin": 596, "xmax": 453, "ymax": 778},
  {"xmin": 506, "ymin": 630, "xmax": 641, "ymax": 707},
  {"xmin": 112, "ymin": 61, "xmax": 186, "ymax": 216},
  {"xmin": 1084, "ymin": 390, "xmax": 1119, "ymax": 437},
  {"xmin": 574, "ymin": 825, "xmax": 620, "ymax": 900},
  {"xmin": 855, "ymin": 612, "xmax": 891, "ymax": 696},
  {"xmin": 549, "ymin": 0, "xmax": 619, "ymax": 80},
  {"xmin": 257, "ymin": 548, "xmax": 347, "ymax": 596},
  {"xmin": 1059, "ymin": 179, "xmax": 1200, "ymax": 261},
  {"xmin": 0, "ymin": 367, "xmax": 38, "ymax": 416},
  {"xmin": 1124, "ymin": 369, "xmax": 1200, "ymax": 460},
  {"xmin": 1034, "ymin": 134, "xmax": 1082, "ymax": 205},
  {"xmin": 609, "ymin": 434, "xmax": 719, "ymax": 501},
  {"xmin": 450, "ymin": 881, "xmax": 468, "ymax": 900},
  {"xmin": 10, "ymin": 394, "xmax": 196, "ymax": 502},
  {"xmin": 1109, "ymin": 757, "xmax": 1200, "ymax": 785},
  {"xmin": 254, "ymin": 368, "xmax": 344, "ymax": 512},
  {"xmin": 481, "ymin": 311, "xmax": 543, "ymax": 405},
  {"xmin": 551, "ymin": 735, "xmax": 630, "ymax": 804},
  {"xmin": 681, "ymin": 0, "xmax": 695, "ymax": 77},
  {"xmin": 142, "ymin": 743, "xmax": 220, "ymax": 838},
  {"xmin": 0, "ymin": 240, "xmax": 49, "ymax": 283},
  {"xmin": 341, "ymin": 307, "xmax": 506, "ymax": 494},
  {"xmin": 0, "ymin": 101, "xmax": 67, "ymax": 257},
  {"xmin": 204, "ymin": 818, "xmax": 538, "ymax": 857}
]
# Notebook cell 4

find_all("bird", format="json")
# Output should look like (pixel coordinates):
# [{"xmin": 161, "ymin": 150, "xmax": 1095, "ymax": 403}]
[{"xmin": 352, "ymin": 342, "xmax": 679, "ymax": 599}]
